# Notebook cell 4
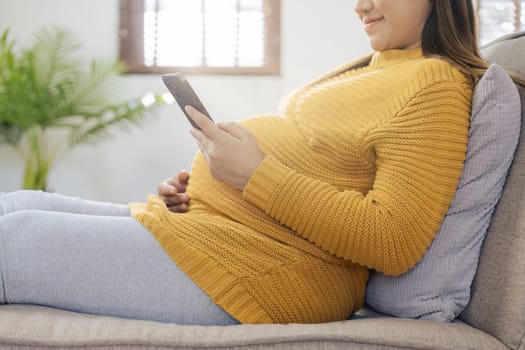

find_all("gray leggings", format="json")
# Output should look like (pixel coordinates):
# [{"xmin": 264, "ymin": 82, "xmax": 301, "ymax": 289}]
[{"xmin": 0, "ymin": 190, "xmax": 238, "ymax": 325}]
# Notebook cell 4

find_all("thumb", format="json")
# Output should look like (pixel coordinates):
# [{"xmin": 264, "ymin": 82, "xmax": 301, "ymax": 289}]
[{"xmin": 178, "ymin": 170, "xmax": 190, "ymax": 183}]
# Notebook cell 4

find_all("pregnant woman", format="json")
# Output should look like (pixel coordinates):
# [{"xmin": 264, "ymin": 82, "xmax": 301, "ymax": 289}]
[{"xmin": 0, "ymin": 0, "xmax": 488, "ymax": 325}]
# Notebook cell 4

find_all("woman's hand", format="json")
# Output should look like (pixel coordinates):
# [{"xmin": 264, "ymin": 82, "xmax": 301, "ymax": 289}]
[
  {"xmin": 186, "ymin": 106, "xmax": 265, "ymax": 191},
  {"xmin": 157, "ymin": 171, "xmax": 190, "ymax": 212}
]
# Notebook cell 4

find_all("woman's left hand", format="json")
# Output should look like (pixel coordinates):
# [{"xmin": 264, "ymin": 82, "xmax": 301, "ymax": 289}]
[{"xmin": 186, "ymin": 106, "xmax": 265, "ymax": 191}]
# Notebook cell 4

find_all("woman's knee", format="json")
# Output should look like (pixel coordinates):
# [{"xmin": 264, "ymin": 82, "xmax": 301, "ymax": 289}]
[
  {"xmin": 0, "ymin": 190, "xmax": 45, "ymax": 216},
  {"xmin": 0, "ymin": 210, "xmax": 38, "ymax": 237},
  {"xmin": 0, "ymin": 211, "xmax": 31, "ymax": 303},
  {"xmin": 0, "ymin": 209, "xmax": 68, "ymax": 305}
]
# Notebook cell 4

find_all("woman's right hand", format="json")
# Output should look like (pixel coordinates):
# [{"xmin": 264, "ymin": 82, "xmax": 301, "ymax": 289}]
[{"xmin": 157, "ymin": 171, "xmax": 190, "ymax": 213}]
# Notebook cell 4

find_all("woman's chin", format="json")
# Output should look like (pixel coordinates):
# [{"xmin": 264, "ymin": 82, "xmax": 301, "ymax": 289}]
[
  {"xmin": 367, "ymin": 37, "xmax": 387, "ymax": 52},
  {"xmin": 370, "ymin": 43, "xmax": 386, "ymax": 52}
]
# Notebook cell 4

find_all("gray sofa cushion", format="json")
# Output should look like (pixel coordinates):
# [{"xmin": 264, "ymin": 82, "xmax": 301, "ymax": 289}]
[
  {"xmin": 365, "ymin": 63, "xmax": 521, "ymax": 322},
  {"xmin": 460, "ymin": 31, "xmax": 525, "ymax": 349}
]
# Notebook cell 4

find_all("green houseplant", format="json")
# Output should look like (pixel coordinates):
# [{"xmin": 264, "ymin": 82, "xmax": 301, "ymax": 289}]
[{"xmin": 0, "ymin": 27, "xmax": 167, "ymax": 190}]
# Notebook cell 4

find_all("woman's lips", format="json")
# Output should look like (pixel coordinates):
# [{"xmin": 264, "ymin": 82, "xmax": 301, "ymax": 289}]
[{"xmin": 363, "ymin": 17, "xmax": 384, "ymax": 30}]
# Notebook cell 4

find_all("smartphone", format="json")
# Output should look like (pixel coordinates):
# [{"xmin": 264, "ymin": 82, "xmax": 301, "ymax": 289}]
[{"xmin": 161, "ymin": 72, "xmax": 214, "ymax": 129}]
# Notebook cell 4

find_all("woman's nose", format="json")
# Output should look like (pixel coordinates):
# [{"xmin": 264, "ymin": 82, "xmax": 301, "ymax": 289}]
[{"xmin": 355, "ymin": 0, "xmax": 373, "ymax": 15}]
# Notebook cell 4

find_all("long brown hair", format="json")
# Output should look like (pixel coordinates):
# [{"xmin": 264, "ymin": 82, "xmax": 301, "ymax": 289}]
[{"xmin": 422, "ymin": 0, "xmax": 525, "ymax": 87}]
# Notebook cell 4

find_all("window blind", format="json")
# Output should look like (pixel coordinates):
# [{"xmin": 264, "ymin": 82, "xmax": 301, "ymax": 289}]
[
  {"xmin": 119, "ymin": 0, "xmax": 280, "ymax": 75},
  {"xmin": 476, "ymin": 0, "xmax": 524, "ymax": 44}
]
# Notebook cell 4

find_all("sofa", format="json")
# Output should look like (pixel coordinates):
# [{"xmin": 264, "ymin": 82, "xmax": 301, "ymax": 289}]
[{"xmin": 0, "ymin": 31, "xmax": 524, "ymax": 350}]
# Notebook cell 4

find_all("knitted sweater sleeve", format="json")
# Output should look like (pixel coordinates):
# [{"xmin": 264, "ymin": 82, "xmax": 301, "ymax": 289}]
[{"xmin": 243, "ymin": 81, "xmax": 471, "ymax": 276}]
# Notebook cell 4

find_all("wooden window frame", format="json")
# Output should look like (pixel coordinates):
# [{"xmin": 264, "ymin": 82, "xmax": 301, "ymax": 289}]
[{"xmin": 118, "ymin": 0, "xmax": 281, "ymax": 75}]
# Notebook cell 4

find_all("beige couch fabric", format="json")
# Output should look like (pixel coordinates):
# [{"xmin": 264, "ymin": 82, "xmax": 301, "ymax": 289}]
[{"xmin": 0, "ymin": 305, "xmax": 507, "ymax": 350}]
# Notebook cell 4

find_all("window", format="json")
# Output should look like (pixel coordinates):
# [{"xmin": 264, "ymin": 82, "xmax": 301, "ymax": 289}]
[
  {"xmin": 476, "ymin": 0, "xmax": 524, "ymax": 45},
  {"xmin": 119, "ymin": 0, "xmax": 280, "ymax": 75}
]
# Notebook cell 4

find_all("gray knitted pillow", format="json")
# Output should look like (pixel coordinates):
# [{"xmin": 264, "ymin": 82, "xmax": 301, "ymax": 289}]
[{"xmin": 365, "ymin": 64, "xmax": 521, "ymax": 322}]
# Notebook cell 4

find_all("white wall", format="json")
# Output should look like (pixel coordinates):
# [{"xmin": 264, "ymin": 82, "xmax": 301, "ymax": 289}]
[{"xmin": 0, "ymin": 0, "xmax": 370, "ymax": 203}]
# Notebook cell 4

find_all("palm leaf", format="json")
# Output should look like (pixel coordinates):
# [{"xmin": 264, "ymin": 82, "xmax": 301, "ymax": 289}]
[
  {"xmin": 0, "ymin": 122, "xmax": 22, "ymax": 146},
  {"xmin": 0, "ymin": 26, "xmax": 167, "ymax": 190},
  {"xmin": 32, "ymin": 27, "xmax": 81, "ymax": 90},
  {"xmin": 67, "ymin": 59, "xmax": 121, "ymax": 115},
  {"xmin": 69, "ymin": 94, "xmax": 164, "ymax": 145}
]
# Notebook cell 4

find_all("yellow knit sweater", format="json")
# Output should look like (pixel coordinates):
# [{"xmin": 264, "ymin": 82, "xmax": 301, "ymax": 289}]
[{"xmin": 130, "ymin": 48, "xmax": 472, "ymax": 324}]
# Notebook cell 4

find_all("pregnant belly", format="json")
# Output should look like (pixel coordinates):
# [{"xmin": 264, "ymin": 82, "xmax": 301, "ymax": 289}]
[{"xmin": 184, "ymin": 114, "xmax": 359, "ymax": 265}]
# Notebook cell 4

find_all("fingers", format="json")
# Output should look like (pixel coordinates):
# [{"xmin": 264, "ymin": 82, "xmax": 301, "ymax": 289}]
[
  {"xmin": 185, "ymin": 106, "xmax": 220, "ymax": 140},
  {"xmin": 177, "ymin": 170, "xmax": 190, "ymax": 184},
  {"xmin": 164, "ymin": 192, "xmax": 189, "ymax": 207},
  {"xmin": 217, "ymin": 122, "xmax": 248, "ymax": 139},
  {"xmin": 161, "ymin": 182, "xmax": 188, "ymax": 213},
  {"xmin": 189, "ymin": 127, "xmax": 207, "ymax": 145},
  {"xmin": 157, "ymin": 172, "xmax": 191, "ymax": 213},
  {"xmin": 174, "ymin": 170, "xmax": 190, "ymax": 193},
  {"xmin": 189, "ymin": 127, "xmax": 212, "ymax": 162},
  {"xmin": 167, "ymin": 202, "xmax": 188, "ymax": 213},
  {"xmin": 162, "ymin": 171, "xmax": 189, "ymax": 192},
  {"xmin": 158, "ymin": 179, "xmax": 177, "ymax": 196}
]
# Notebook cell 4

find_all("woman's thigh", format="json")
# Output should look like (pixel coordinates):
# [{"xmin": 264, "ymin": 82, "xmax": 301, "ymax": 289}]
[
  {"xmin": 0, "ymin": 190, "xmax": 130, "ymax": 217},
  {"xmin": 0, "ymin": 209, "xmax": 238, "ymax": 325}
]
